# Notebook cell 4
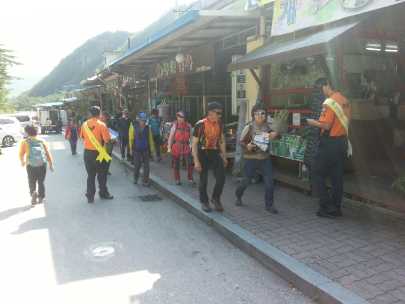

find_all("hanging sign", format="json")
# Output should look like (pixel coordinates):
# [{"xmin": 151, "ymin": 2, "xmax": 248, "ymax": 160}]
[
  {"xmin": 272, "ymin": 0, "xmax": 404, "ymax": 37},
  {"xmin": 174, "ymin": 77, "xmax": 189, "ymax": 95},
  {"xmin": 148, "ymin": 43, "xmax": 213, "ymax": 81}
]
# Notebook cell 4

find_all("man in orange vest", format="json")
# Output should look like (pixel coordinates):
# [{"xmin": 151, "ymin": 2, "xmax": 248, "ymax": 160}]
[{"xmin": 306, "ymin": 75, "xmax": 350, "ymax": 217}]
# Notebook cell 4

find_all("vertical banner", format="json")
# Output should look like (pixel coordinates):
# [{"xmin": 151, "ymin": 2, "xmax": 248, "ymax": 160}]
[
  {"xmin": 233, "ymin": 99, "xmax": 248, "ymax": 179},
  {"xmin": 272, "ymin": 0, "xmax": 405, "ymax": 37}
]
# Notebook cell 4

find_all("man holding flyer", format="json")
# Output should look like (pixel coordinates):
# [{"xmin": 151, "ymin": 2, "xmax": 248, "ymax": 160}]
[{"xmin": 80, "ymin": 107, "xmax": 116, "ymax": 203}]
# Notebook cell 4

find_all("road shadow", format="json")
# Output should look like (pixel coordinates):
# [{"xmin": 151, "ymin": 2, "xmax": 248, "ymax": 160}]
[
  {"xmin": 0, "ymin": 205, "xmax": 35, "ymax": 221},
  {"xmin": 11, "ymin": 216, "xmax": 48, "ymax": 235}
]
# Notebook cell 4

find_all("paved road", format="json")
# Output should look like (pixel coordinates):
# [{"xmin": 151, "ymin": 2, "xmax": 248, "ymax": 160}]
[{"xmin": 0, "ymin": 134, "xmax": 313, "ymax": 304}]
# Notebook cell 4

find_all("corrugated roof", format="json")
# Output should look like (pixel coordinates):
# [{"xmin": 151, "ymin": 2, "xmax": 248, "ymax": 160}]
[
  {"xmin": 227, "ymin": 18, "xmax": 364, "ymax": 72},
  {"xmin": 35, "ymin": 101, "xmax": 64, "ymax": 107}
]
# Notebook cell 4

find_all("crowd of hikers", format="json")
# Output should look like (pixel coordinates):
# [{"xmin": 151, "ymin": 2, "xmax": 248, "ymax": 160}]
[{"xmin": 19, "ymin": 76, "xmax": 350, "ymax": 218}]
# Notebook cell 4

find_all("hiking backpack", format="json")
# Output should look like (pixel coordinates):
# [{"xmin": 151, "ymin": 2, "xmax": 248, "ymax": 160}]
[{"xmin": 27, "ymin": 139, "xmax": 47, "ymax": 167}]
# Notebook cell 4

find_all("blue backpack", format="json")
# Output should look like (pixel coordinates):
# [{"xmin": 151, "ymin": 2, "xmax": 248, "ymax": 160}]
[{"xmin": 27, "ymin": 139, "xmax": 47, "ymax": 167}]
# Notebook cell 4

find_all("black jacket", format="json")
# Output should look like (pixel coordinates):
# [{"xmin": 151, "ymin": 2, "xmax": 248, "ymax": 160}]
[{"xmin": 118, "ymin": 117, "xmax": 133, "ymax": 138}]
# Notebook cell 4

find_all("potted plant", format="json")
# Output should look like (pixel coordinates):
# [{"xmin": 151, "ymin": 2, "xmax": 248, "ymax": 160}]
[{"xmin": 392, "ymin": 175, "xmax": 405, "ymax": 196}]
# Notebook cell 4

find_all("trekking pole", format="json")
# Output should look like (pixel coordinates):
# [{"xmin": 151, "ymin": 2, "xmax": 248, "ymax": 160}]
[{"xmin": 119, "ymin": 137, "xmax": 129, "ymax": 178}]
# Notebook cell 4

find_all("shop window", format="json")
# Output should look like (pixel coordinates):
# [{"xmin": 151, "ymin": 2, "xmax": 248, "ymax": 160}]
[{"xmin": 269, "ymin": 54, "xmax": 334, "ymax": 91}]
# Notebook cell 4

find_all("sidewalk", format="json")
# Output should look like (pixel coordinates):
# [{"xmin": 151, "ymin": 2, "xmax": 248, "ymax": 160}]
[{"xmin": 112, "ymin": 145, "xmax": 405, "ymax": 304}]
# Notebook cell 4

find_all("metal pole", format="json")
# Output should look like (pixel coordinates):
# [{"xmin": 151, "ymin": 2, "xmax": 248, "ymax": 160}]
[{"xmin": 147, "ymin": 80, "xmax": 152, "ymax": 115}]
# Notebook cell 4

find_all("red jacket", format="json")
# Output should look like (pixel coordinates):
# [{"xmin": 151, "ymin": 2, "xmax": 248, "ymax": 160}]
[
  {"xmin": 65, "ymin": 124, "xmax": 80, "ymax": 139},
  {"xmin": 169, "ymin": 121, "xmax": 192, "ymax": 156}
]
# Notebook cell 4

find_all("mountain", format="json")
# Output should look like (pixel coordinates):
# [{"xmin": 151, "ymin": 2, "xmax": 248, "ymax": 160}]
[
  {"xmin": 7, "ymin": 75, "xmax": 43, "ymax": 97},
  {"xmin": 26, "ymin": 31, "xmax": 132, "ymax": 97}
]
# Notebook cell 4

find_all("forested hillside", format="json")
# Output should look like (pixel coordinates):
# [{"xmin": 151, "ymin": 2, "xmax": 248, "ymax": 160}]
[{"xmin": 27, "ymin": 31, "xmax": 131, "ymax": 97}]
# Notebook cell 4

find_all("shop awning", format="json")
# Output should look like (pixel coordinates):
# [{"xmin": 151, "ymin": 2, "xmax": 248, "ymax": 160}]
[
  {"xmin": 35, "ymin": 101, "xmax": 64, "ymax": 107},
  {"xmin": 106, "ymin": 9, "xmax": 261, "ymax": 74},
  {"xmin": 227, "ymin": 18, "xmax": 364, "ymax": 72}
]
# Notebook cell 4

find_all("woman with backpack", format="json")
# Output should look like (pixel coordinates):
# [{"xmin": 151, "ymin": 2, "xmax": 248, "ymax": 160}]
[
  {"xmin": 65, "ymin": 118, "xmax": 80, "ymax": 155},
  {"xmin": 236, "ymin": 103, "xmax": 282, "ymax": 213},
  {"xmin": 19, "ymin": 124, "xmax": 54, "ymax": 205},
  {"xmin": 167, "ymin": 110, "xmax": 196, "ymax": 186}
]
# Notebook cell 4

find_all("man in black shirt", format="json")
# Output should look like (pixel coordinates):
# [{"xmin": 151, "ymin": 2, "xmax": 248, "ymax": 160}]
[{"xmin": 118, "ymin": 109, "xmax": 133, "ymax": 162}]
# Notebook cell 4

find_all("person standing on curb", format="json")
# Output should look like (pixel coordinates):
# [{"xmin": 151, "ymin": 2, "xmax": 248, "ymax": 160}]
[
  {"xmin": 236, "ymin": 103, "xmax": 281, "ymax": 213},
  {"xmin": 100, "ymin": 111, "xmax": 116, "ymax": 176},
  {"xmin": 147, "ymin": 108, "xmax": 162, "ymax": 162},
  {"xmin": 306, "ymin": 75, "xmax": 350, "ymax": 217},
  {"xmin": 19, "ymin": 124, "xmax": 54, "ymax": 205},
  {"xmin": 167, "ymin": 110, "xmax": 196, "ymax": 186},
  {"xmin": 65, "ymin": 118, "xmax": 80, "ymax": 155},
  {"xmin": 192, "ymin": 102, "xmax": 227, "ymax": 212},
  {"xmin": 118, "ymin": 109, "xmax": 133, "ymax": 162},
  {"xmin": 129, "ymin": 113, "xmax": 155, "ymax": 187},
  {"xmin": 80, "ymin": 106, "xmax": 115, "ymax": 203},
  {"xmin": 56, "ymin": 118, "xmax": 63, "ymax": 134}
]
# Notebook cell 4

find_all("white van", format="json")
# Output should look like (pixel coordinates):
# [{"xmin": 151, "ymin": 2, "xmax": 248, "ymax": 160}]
[{"xmin": 1, "ymin": 114, "xmax": 33, "ymax": 127}]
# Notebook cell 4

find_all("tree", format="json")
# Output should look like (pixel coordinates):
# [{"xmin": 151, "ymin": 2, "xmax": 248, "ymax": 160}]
[{"xmin": 0, "ymin": 45, "xmax": 21, "ymax": 113}]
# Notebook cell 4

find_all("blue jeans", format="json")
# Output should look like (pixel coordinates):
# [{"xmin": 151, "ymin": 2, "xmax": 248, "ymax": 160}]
[{"xmin": 236, "ymin": 157, "xmax": 275, "ymax": 207}]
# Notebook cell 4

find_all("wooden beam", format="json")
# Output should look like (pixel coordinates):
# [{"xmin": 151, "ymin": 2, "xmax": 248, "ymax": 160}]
[{"xmin": 249, "ymin": 69, "xmax": 262, "ymax": 88}]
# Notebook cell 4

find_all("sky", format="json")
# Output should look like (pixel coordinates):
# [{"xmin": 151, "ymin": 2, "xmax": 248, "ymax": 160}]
[{"xmin": 2, "ymin": 0, "xmax": 195, "ymax": 94}]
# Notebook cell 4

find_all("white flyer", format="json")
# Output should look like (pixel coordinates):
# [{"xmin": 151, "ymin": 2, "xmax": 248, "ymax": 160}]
[{"xmin": 252, "ymin": 132, "xmax": 269, "ymax": 152}]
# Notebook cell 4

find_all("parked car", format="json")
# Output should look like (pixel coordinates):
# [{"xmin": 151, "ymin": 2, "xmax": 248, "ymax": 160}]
[
  {"xmin": 0, "ymin": 113, "xmax": 32, "ymax": 127},
  {"xmin": 0, "ymin": 125, "xmax": 23, "ymax": 147},
  {"xmin": 0, "ymin": 117, "xmax": 25, "ymax": 137}
]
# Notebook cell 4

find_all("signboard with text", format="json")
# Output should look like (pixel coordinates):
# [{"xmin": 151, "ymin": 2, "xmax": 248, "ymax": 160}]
[
  {"xmin": 148, "ymin": 43, "xmax": 213, "ymax": 82},
  {"xmin": 270, "ymin": 135, "xmax": 307, "ymax": 161},
  {"xmin": 272, "ymin": 0, "xmax": 404, "ymax": 37},
  {"xmin": 246, "ymin": 0, "xmax": 275, "ymax": 10}
]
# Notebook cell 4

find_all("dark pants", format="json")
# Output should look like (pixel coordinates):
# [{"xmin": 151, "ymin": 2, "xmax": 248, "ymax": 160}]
[
  {"xmin": 134, "ymin": 150, "xmax": 151, "ymax": 182},
  {"xmin": 198, "ymin": 150, "xmax": 225, "ymax": 203},
  {"xmin": 68, "ymin": 137, "xmax": 77, "ymax": 153},
  {"xmin": 84, "ymin": 149, "xmax": 110, "ymax": 198},
  {"xmin": 121, "ymin": 137, "xmax": 131, "ymax": 158},
  {"xmin": 26, "ymin": 165, "xmax": 47, "ymax": 198},
  {"xmin": 236, "ymin": 157, "xmax": 275, "ymax": 207},
  {"xmin": 152, "ymin": 135, "xmax": 161, "ymax": 158},
  {"xmin": 172, "ymin": 153, "xmax": 194, "ymax": 180},
  {"xmin": 311, "ymin": 136, "xmax": 348, "ymax": 210}
]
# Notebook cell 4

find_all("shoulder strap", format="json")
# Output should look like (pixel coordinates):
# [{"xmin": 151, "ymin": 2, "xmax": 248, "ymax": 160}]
[{"xmin": 324, "ymin": 98, "xmax": 349, "ymax": 135}]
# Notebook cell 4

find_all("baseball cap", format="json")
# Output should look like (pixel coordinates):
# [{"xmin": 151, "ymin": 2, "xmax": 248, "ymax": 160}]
[
  {"xmin": 138, "ymin": 113, "xmax": 147, "ymax": 121},
  {"xmin": 176, "ymin": 110, "xmax": 187, "ymax": 117},
  {"xmin": 123, "ymin": 109, "xmax": 130, "ymax": 114}
]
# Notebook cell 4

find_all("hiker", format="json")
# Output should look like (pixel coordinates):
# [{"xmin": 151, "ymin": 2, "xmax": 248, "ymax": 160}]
[
  {"xmin": 100, "ymin": 111, "xmax": 116, "ymax": 175},
  {"xmin": 118, "ymin": 109, "xmax": 133, "ymax": 163},
  {"xmin": 19, "ymin": 124, "xmax": 54, "ymax": 205},
  {"xmin": 65, "ymin": 118, "xmax": 80, "ymax": 155},
  {"xmin": 129, "ymin": 113, "xmax": 155, "ymax": 187},
  {"xmin": 167, "ymin": 110, "xmax": 196, "ymax": 186},
  {"xmin": 56, "ymin": 118, "xmax": 63, "ymax": 134},
  {"xmin": 147, "ymin": 108, "xmax": 162, "ymax": 162},
  {"xmin": 236, "ymin": 103, "xmax": 281, "ymax": 213},
  {"xmin": 192, "ymin": 102, "xmax": 227, "ymax": 212},
  {"xmin": 306, "ymin": 75, "xmax": 350, "ymax": 217},
  {"xmin": 80, "ymin": 106, "xmax": 115, "ymax": 203}
]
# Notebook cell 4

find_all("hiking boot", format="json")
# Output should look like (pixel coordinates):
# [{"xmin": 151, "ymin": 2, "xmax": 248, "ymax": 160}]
[
  {"xmin": 31, "ymin": 191, "xmax": 38, "ymax": 205},
  {"xmin": 133, "ymin": 179, "xmax": 138, "ymax": 184},
  {"xmin": 37, "ymin": 197, "xmax": 45, "ymax": 204},
  {"xmin": 265, "ymin": 205, "xmax": 278, "ymax": 213},
  {"xmin": 142, "ymin": 182, "xmax": 150, "ymax": 187},
  {"xmin": 201, "ymin": 202, "xmax": 211, "ymax": 212},
  {"xmin": 175, "ymin": 180, "xmax": 182, "ymax": 185},
  {"xmin": 210, "ymin": 197, "xmax": 224, "ymax": 212},
  {"xmin": 188, "ymin": 180, "xmax": 196, "ymax": 187},
  {"xmin": 99, "ymin": 193, "xmax": 114, "ymax": 199},
  {"xmin": 157, "ymin": 157, "xmax": 162, "ymax": 163},
  {"xmin": 235, "ymin": 197, "xmax": 242, "ymax": 206},
  {"xmin": 315, "ymin": 204, "xmax": 337, "ymax": 217},
  {"xmin": 86, "ymin": 194, "xmax": 94, "ymax": 203},
  {"xmin": 329, "ymin": 209, "xmax": 342, "ymax": 217}
]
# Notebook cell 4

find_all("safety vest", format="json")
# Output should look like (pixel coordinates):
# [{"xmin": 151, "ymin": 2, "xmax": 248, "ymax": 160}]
[{"xmin": 133, "ymin": 125, "xmax": 150, "ymax": 152}]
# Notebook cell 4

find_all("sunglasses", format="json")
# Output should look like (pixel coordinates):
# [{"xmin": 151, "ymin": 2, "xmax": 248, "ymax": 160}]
[
  {"xmin": 254, "ymin": 111, "xmax": 266, "ymax": 116},
  {"xmin": 214, "ymin": 111, "xmax": 222, "ymax": 116},
  {"xmin": 177, "ymin": 115, "xmax": 185, "ymax": 118}
]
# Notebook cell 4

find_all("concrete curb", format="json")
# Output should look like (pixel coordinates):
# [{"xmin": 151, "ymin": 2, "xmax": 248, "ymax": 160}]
[{"xmin": 112, "ymin": 151, "xmax": 370, "ymax": 304}]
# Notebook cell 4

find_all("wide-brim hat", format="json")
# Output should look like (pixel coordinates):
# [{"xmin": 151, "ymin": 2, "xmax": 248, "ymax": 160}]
[{"xmin": 123, "ymin": 109, "xmax": 130, "ymax": 114}]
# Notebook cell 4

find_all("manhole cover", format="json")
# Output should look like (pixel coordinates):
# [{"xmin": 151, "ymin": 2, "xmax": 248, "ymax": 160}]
[
  {"xmin": 139, "ymin": 194, "xmax": 162, "ymax": 202},
  {"xmin": 92, "ymin": 246, "xmax": 115, "ymax": 257}
]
